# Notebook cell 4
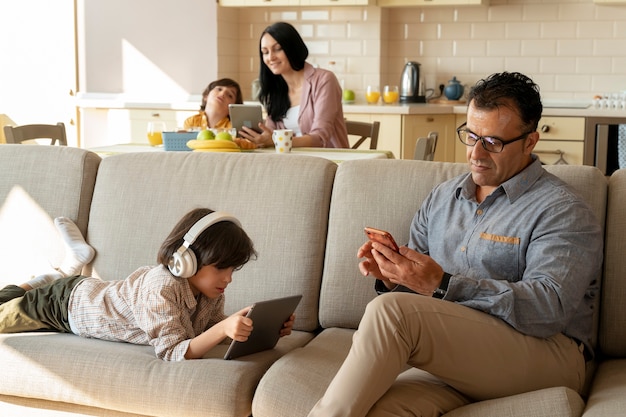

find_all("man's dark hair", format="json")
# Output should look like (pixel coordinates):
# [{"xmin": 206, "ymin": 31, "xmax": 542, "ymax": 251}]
[{"xmin": 468, "ymin": 72, "xmax": 543, "ymax": 133}]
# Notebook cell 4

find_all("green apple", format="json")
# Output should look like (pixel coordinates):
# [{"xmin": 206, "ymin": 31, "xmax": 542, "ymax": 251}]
[
  {"xmin": 215, "ymin": 131, "xmax": 233, "ymax": 141},
  {"xmin": 342, "ymin": 89, "xmax": 355, "ymax": 102},
  {"xmin": 196, "ymin": 129, "xmax": 215, "ymax": 140}
]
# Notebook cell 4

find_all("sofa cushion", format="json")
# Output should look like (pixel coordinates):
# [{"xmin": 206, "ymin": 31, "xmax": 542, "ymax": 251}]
[
  {"xmin": 253, "ymin": 327, "xmax": 471, "ymax": 417},
  {"xmin": 85, "ymin": 152, "xmax": 337, "ymax": 331},
  {"xmin": 319, "ymin": 160, "xmax": 469, "ymax": 328},
  {"xmin": 253, "ymin": 327, "xmax": 355, "ymax": 417},
  {"xmin": 0, "ymin": 331, "xmax": 312, "ymax": 417},
  {"xmin": 598, "ymin": 169, "xmax": 626, "ymax": 357},
  {"xmin": 0, "ymin": 145, "xmax": 100, "ymax": 288},
  {"xmin": 444, "ymin": 386, "xmax": 584, "ymax": 417},
  {"xmin": 583, "ymin": 359, "xmax": 626, "ymax": 416}
]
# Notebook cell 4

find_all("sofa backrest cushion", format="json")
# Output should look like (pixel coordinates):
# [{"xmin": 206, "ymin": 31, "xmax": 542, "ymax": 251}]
[
  {"xmin": 320, "ymin": 160, "xmax": 607, "ymax": 339},
  {"xmin": 320, "ymin": 160, "xmax": 469, "ymax": 328},
  {"xmin": 85, "ymin": 152, "xmax": 337, "ymax": 332},
  {"xmin": 0, "ymin": 145, "xmax": 100, "ymax": 287},
  {"xmin": 599, "ymin": 168, "xmax": 626, "ymax": 357}
]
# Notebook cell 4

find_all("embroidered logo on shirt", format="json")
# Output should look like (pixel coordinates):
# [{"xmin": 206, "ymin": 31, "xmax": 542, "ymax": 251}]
[{"xmin": 480, "ymin": 232, "xmax": 520, "ymax": 245}]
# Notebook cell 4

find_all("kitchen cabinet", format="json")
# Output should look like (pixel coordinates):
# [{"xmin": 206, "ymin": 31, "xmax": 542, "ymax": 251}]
[
  {"xmin": 453, "ymin": 115, "xmax": 585, "ymax": 166},
  {"xmin": 346, "ymin": 113, "xmax": 455, "ymax": 160},
  {"xmin": 345, "ymin": 114, "xmax": 402, "ymax": 158},
  {"xmin": 301, "ymin": 0, "xmax": 374, "ymax": 5},
  {"xmin": 534, "ymin": 117, "xmax": 585, "ymax": 165},
  {"xmin": 220, "ymin": 0, "xmax": 298, "ymax": 6},
  {"xmin": 402, "ymin": 115, "xmax": 456, "ymax": 161},
  {"xmin": 593, "ymin": 0, "xmax": 626, "ymax": 4},
  {"xmin": 219, "ymin": 0, "xmax": 371, "ymax": 6},
  {"xmin": 377, "ymin": 0, "xmax": 488, "ymax": 7}
]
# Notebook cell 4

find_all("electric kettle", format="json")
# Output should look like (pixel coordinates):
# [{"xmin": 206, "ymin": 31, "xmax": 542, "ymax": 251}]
[{"xmin": 399, "ymin": 61, "xmax": 426, "ymax": 103}]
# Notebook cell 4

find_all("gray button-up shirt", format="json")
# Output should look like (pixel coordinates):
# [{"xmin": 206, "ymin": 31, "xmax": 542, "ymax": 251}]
[{"xmin": 402, "ymin": 158, "xmax": 603, "ymax": 353}]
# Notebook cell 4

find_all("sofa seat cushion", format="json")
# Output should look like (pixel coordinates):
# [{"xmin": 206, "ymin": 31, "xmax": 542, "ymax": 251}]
[
  {"xmin": 254, "ymin": 327, "xmax": 586, "ymax": 417},
  {"xmin": 583, "ymin": 359, "xmax": 626, "ymax": 416},
  {"xmin": 0, "ymin": 330, "xmax": 313, "ymax": 417},
  {"xmin": 444, "ymin": 386, "xmax": 584, "ymax": 417},
  {"xmin": 252, "ymin": 327, "xmax": 355, "ymax": 417}
]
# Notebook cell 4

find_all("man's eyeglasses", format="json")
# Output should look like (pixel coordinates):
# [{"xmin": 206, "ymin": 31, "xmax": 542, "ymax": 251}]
[{"xmin": 456, "ymin": 122, "xmax": 534, "ymax": 153}]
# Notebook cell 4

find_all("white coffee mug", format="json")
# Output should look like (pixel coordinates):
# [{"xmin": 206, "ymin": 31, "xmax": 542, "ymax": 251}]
[{"xmin": 272, "ymin": 129, "xmax": 294, "ymax": 153}]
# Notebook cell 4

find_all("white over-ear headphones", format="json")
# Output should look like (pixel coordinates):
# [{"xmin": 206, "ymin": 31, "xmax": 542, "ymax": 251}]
[{"xmin": 168, "ymin": 211, "xmax": 242, "ymax": 278}]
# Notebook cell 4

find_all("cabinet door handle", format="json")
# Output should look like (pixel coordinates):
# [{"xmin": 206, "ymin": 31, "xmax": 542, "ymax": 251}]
[
  {"xmin": 151, "ymin": 113, "xmax": 160, "ymax": 118},
  {"xmin": 541, "ymin": 124, "xmax": 550, "ymax": 133},
  {"xmin": 426, "ymin": 117, "xmax": 434, "ymax": 123}
]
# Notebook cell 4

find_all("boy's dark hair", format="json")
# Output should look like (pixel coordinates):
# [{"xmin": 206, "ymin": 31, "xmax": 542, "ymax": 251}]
[
  {"xmin": 157, "ymin": 208, "xmax": 257, "ymax": 271},
  {"xmin": 200, "ymin": 78, "xmax": 244, "ymax": 111},
  {"xmin": 258, "ymin": 22, "xmax": 308, "ymax": 122},
  {"xmin": 468, "ymin": 72, "xmax": 543, "ymax": 133}
]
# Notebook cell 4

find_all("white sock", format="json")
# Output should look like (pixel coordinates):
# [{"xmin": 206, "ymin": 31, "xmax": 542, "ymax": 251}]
[
  {"xmin": 54, "ymin": 217, "xmax": 95, "ymax": 277},
  {"xmin": 25, "ymin": 271, "xmax": 64, "ymax": 290}
]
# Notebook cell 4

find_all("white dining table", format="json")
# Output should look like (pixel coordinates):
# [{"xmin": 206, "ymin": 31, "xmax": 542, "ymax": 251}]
[{"xmin": 87, "ymin": 143, "xmax": 395, "ymax": 163}]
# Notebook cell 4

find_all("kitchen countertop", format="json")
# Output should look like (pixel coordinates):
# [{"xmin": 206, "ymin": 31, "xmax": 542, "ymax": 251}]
[{"xmin": 75, "ymin": 93, "xmax": 626, "ymax": 119}]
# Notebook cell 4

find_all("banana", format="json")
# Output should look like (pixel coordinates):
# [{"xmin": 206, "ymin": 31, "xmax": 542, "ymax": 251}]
[
  {"xmin": 186, "ymin": 139, "xmax": 240, "ymax": 150},
  {"xmin": 193, "ymin": 148, "xmax": 241, "ymax": 153}
]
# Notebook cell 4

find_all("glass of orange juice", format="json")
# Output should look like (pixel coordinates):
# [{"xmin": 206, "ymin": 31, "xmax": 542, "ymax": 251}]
[
  {"xmin": 383, "ymin": 85, "xmax": 399, "ymax": 104},
  {"xmin": 366, "ymin": 85, "xmax": 381, "ymax": 104},
  {"xmin": 147, "ymin": 121, "xmax": 166, "ymax": 146}
]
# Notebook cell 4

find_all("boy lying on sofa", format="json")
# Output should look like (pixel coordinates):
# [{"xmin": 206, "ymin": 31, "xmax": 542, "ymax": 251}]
[{"xmin": 0, "ymin": 208, "xmax": 294, "ymax": 361}]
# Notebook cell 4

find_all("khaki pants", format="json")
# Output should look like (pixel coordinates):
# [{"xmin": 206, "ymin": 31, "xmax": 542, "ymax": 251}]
[
  {"xmin": 0, "ymin": 276, "xmax": 84, "ymax": 333},
  {"xmin": 308, "ymin": 292, "xmax": 585, "ymax": 417}
]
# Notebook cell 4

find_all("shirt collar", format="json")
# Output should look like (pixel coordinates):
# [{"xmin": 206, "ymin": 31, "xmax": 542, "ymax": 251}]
[{"xmin": 456, "ymin": 156, "xmax": 543, "ymax": 204}]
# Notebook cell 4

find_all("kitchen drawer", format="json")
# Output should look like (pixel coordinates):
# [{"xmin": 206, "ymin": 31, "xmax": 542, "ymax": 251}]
[
  {"xmin": 539, "ymin": 117, "xmax": 584, "ymax": 141},
  {"xmin": 533, "ymin": 140, "xmax": 584, "ymax": 166}
]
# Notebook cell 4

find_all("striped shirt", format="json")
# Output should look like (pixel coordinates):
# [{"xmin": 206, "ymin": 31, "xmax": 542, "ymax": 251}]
[{"xmin": 68, "ymin": 265, "xmax": 227, "ymax": 361}]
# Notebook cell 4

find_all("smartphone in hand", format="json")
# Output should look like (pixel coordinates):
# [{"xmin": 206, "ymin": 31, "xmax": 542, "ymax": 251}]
[{"xmin": 364, "ymin": 227, "xmax": 400, "ymax": 252}]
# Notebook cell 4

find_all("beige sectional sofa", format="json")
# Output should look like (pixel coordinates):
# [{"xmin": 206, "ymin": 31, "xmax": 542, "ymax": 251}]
[{"xmin": 0, "ymin": 143, "xmax": 624, "ymax": 417}]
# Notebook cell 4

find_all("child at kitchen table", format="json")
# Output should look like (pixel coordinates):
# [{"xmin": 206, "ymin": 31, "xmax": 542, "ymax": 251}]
[
  {"xmin": 183, "ymin": 78, "xmax": 244, "ymax": 130},
  {"xmin": 0, "ymin": 208, "xmax": 295, "ymax": 361}
]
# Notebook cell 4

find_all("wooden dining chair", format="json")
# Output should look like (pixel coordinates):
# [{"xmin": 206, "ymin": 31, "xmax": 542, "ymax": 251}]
[
  {"xmin": 346, "ymin": 120, "xmax": 380, "ymax": 150},
  {"xmin": 3, "ymin": 122, "xmax": 67, "ymax": 146},
  {"xmin": 413, "ymin": 131, "xmax": 438, "ymax": 161}
]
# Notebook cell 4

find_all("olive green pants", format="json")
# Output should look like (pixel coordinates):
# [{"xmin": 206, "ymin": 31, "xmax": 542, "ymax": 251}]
[{"xmin": 0, "ymin": 276, "xmax": 84, "ymax": 334}]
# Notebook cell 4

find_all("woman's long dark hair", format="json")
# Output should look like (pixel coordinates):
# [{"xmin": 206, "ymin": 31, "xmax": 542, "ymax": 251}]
[{"xmin": 258, "ymin": 22, "xmax": 308, "ymax": 122}]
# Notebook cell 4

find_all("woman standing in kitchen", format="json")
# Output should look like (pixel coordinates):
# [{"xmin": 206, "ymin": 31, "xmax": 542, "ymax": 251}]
[
  {"xmin": 183, "ymin": 78, "xmax": 244, "ymax": 130},
  {"xmin": 239, "ymin": 22, "xmax": 349, "ymax": 148}
]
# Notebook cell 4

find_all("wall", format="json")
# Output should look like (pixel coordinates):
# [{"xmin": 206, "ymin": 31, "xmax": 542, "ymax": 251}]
[
  {"xmin": 0, "ymin": 0, "xmax": 77, "ymax": 145},
  {"xmin": 231, "ymin": 0, "xmax": 626, "ymax": 103},
  {"xmin": 77, "ymin": 0, "xmax": 225, "ymax": 99}
]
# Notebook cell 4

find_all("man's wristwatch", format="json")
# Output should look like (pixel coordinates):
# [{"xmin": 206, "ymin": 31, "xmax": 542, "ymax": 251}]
[{"xmin": 432, "ymin": 272, "xmax": 452, "ymax": 299}]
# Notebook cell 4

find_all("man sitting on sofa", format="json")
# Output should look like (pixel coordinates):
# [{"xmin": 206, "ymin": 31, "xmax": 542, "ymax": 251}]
[{"xmin": 308, "ymin": 72, "xmax": 603, "ymax": 417}]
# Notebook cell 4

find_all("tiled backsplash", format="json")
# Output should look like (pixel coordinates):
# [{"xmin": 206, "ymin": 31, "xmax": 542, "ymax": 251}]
[{"xmin": 219, "ymin": 0, "xmax": 626, "ymax": 103}]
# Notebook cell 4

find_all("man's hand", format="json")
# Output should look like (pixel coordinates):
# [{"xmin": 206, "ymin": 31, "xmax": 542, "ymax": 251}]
[{"xmin": 366, "ymin": 242, "xmax": 444, "ymax": 295}]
